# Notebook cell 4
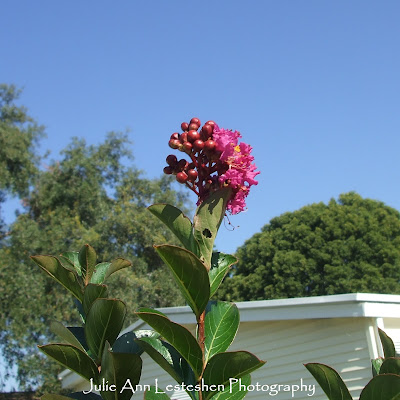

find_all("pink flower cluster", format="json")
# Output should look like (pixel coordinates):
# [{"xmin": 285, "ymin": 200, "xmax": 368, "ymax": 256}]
[
  {"xmin": 164, "ymin": 118, "xmax": 259, "ymax": 215},
  {"xmin": 213, "ymin": 125, "xmax": 259, "ymax": 214}
]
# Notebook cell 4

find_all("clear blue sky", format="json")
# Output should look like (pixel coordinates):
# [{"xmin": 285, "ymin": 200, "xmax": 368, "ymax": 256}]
[
  {"xmin": 2, "ymin": 0, "xmax": 400, "ymax": 257},
  {"xmin": 1, "ymin": 0, "xmax": 400, "ymax": 391}
]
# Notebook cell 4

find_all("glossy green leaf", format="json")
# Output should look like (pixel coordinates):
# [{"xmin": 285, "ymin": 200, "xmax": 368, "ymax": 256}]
[
  {"xmin": 154, "ymin": 245, "xmax": 210, "ymax": 317},
  {"xmin": 193, "ymin": 188, "xmax": 231, "ymax": 267},
  {"xmin": 379, "ymin": 328, "xmax": 396, "ymax": 359},
  {"xmin": 66, "ymin": 393, "xmax": 102, "ymax": 400},
  {"xmin": 99, "ymin": 342, "xmax": 142, "ymax": 400},
  {"xmin": 360, "ymin": 374, "xmax": 400, "ymax": 400},
  {"xmin": 372, "ymin": 358, "xmax": 384, "ymax": 376},
  {"xmin": 50, "ymin": 321, "xmax": 86, "ymax": 352},
  {"xmin": 136, "ymin": 308, "xmax": 203, "ymax": 379},
  {"xmin": 103, "ymin": 258, "xmax": 132, "ymax": 281},
  {"xmin": 83, "ymin": 284, "xmax": 108, "ymax": 315},
  {"xmin": 38, "ymin": 344, "xmax": 98, "ymax": 382},
  {"xmin": 68, "ymin": 327, "xmax": 89, "ymax": 352},
  {"xmin": 209, "ymin": 253, "xmax": 237, "ymax": 297},
  {"xmin": 31, "ymin": 255, "xmax": 83, "ymax": 301},
  {"xmin": 305, "ymin": 363, "xmax": 352, "ymax": 400},
  {"xmin": 112, "ymin": 330, "xmax": 160, "ymax": 355},
  {"xmin": 204, "ymin": 301, "xmax": 239, "ymax": 363},
  {"xmin": 85, "ymin": 298, "xmax": 126, "ymax": 361},
  {"xmin": 203, "ymin": 351, "xmax": 266, "ymax": 400},
  {"xmin": 211, "ymin": 374, "xmax": 250, "ymax": 400},
  {"xmin": 148, "ymin": 204, "xmax": 199, "ymax": 255},
  {"xmin": 137, "ymin": 337, "xmax": 196, "ymax": 390},
  {"xmin": 59, "ymin": 251, "xmax": 82, "ymax": 276},
  {"xmin": 79, "ymin": 244, "xmax": 97, "ymax": 284},
  {"xmin": 89, "ymin": 262, "xmax": 110, "ymax": 284},
  {"xmin": 42, "ymin": 392, "xmax": 102, "ymax": 400},
  {"xmin": 144, "ymin": 387, "xmax": 171, "ymax": 399},
  {"xmin": 380, "ymin": 358, "xmax": 400, "ymax": 375}
]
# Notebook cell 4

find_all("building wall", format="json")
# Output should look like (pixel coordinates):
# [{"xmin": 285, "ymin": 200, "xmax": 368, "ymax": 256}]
[{"xmin": 134, "ymin": 317, "xmax": 375, "ymax": 400}]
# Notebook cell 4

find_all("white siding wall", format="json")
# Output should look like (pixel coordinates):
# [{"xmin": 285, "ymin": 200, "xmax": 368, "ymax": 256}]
[
  {"xmin": 136, "ymin": 317, "xmax": 374, "ymax": 400},
  {"xmin": 67, "ymin": 317, "xmax": 377, "ymax": 399}
]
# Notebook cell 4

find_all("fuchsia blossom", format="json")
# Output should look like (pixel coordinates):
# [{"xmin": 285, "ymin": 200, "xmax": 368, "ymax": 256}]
[
  {"xmin": 164, "ymin": 118, "xmax": 259, "ymax": 214},
  {"xmin": 213, "ymin": 125, "xmax": 259, "ymax": 214}
]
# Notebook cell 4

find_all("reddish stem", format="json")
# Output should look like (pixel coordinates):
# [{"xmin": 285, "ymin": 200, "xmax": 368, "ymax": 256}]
[{"xmin": 197, "ymin": 310, "xmax": 206, "ymax": 399}]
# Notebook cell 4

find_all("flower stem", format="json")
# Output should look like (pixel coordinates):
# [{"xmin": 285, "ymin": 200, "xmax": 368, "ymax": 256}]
[{"xmin": 197, "ymin": 310, "xmax": 206, "ymax": 400}]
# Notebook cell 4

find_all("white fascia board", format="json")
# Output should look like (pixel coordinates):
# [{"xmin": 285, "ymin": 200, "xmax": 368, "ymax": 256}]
[{"xmin": 130, "ymin": 293, "xmax": 400, "ymax": 327}]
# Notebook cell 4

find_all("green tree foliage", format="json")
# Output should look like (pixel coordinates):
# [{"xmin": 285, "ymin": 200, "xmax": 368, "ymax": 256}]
[
  {"xmin": 219, "ymin": 192, "xmax": 400, "ymax": 301},
  {"xmin": 0, "ymin": 84, "xmax": 44, "ymax": 236},
  {"xmin": 0, "ymin": 101, "xmax": 187, "ymax": 391}
]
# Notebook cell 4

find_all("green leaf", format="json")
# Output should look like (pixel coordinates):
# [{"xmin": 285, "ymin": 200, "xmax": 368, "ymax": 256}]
[
  {"xmin": 193, "ymin": 188, "xmax": 231, "ymax": 267},
  {"xmin": 137, "ymin": 337, "xmax": 196, "ymax": 390},
  {"xmin": 136, "ymin": 308, "xmax": 203, "ymax": 379},
  {"xmin": 380, "ymin": 358, "xmax": 400, "ymax": 375},
  {"xmin": 31, "ymin": 255, "xmax": 83, "ymax": 301},
  {"xmin": 154, "ymin": 245, "xmax": 210, "ymax": 318},
  {"xmin": 372, "ymin": 358, "xmax": 384, "ymax": 376},
  {"xmin": 203, "ymin": 351, "xmax": 266, "ymax": 400},
  {"xmin": 50, "ymin": 321, "xmax": 86, "ymax": 352},
  {"xmin": 83, "ymin": 284, "xmax": 109, "ymax": 315},
  {"xmin": 211, "ymin": 374, "xmax": 251, "ymax": 400},
  {"xmin": 85, "ymin": 298, "xmax": 126, "ymax": 361},
  {"xmin": 112, "ymin": 330, "xmax": 160, "ymax": 355},
  {"xmin": 79, "ymin": 244, "xmax": 97, "ymax": 284},
  {"xmin": 209, "ymin": 253, "xmax": 237, "ymax": 297},
  {"xmin": 89, "ymin": 262, "xmax": 111, "ymax": 284},
  {"xmin": 360, "ymin": 374, "xmax": 400, "ymax": 400},
  {"xmin": 204, "ymin": 301, "xmax": 240, "ymax": 364},
  {"xmin": 305, "ymin": 363, "xmax": 352, "ymax": 400},
  {"xmin": 59, "ymin": 251, "xmax": 82, "ymax": 276},
  {"xmin": 379, "ymin": 328, "xmax": 397, "ymax": 359},
  {"xmin": 38, "ymin": 344, "xmax": 98, "ymax": 382},
  {"xmin": 41, "ymin": 392, "xmax": 102, "ymax": 400},
  {"xmin": 104, "ymin": 258, "xmax": 132, "ymax": 281},
  {"xmin": 144, "ymin": 387, "xmax": 171, "ymax": 399},
  {"xmin": 148, "ymin": 204, "xmax": 199, "ymax": 256},
  {"xmin": 99, "ymin": 342, "xmax": 142, "ymax": 400}
]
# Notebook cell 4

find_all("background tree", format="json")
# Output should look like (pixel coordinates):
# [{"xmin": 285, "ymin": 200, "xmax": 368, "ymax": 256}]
[
  {"xmin": 0, "ymin": 96, "xmax": 187, "ymax": 392},
  {"xmin": 219, "ymin": 192, "xmax": 400, "ymax": 301},
  {"xmin": 0, "ymin": 84, "xmax": 44, "ymax": 239}
]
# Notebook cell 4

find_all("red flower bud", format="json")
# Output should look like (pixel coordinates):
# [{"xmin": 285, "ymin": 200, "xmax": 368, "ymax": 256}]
[
  {"xmin": 193, "ymin": 139, "xmax": 205, "ymax": 151},
  {"xmin": 190, "ymin": 117, "xmax": 201, "ymax": 127},
  {"xmin": 187, "ymin": 169, "xmax": 198, "ymax": 182},
  {"xmin": 183, "ymin": 142, "xmax": 193, "ymax": 153},
  {"xmin": 187, "ymin": 130, "xmax": 200, "ymax": 143},
  {"xmin": 176, "ymin": 171, "xmax": 188, "ymax": 183},
  {"xmin": 166, "ymin": 154, "xmax": 178, "ymax": 166},
  {"xmin": 163, "ymin": 166, "xmax": 174, "ymax": 175},
  {"xmin": 169, "ymin": 139, "xmax": 181, "ymax": 149},
  {"xmin": 181, "ymin": 122, "xmax": 189, "ymax": 132},
  {"xmin": 204, "ymin": 140, "xmax": 216, "ymax": 152}
]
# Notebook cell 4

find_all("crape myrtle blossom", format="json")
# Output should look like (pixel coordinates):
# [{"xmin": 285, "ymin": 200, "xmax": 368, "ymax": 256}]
[{"xmin": 163, "ymin": 118, "xmax": 259, "ymax": 214}]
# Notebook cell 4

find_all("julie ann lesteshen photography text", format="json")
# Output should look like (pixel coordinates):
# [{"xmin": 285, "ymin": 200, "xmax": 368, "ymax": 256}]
[{"xmin": 82, "ymin": 377, "xmax": 316, "ymax": 397}]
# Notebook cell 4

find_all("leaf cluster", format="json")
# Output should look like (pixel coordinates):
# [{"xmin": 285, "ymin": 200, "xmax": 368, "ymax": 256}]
[
  {"xmin": 37, "ymin": 190, "xmax": 266, "ymax": 400},
  {"xmin": 305, "ymin": 329, "xmax": 400, "ymax": 399}
]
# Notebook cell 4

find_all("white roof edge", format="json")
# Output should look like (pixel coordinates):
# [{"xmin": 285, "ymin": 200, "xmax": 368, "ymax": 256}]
[{"xmin": 143, "ymin": 293, "xmax": 400, "ymax": 315}]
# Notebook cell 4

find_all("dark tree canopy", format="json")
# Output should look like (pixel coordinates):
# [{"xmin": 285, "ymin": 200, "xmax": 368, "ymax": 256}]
[
  {"xmin": 0, "ymin": 84, "xmax": 44, "ymax": 236},
  {"xmin": 219, "ymin": 192, "xmax": 400, "ymax": 302},
  {"xmin": 0, "ymin": 87, "xmax": 187, "ymax": 392}
]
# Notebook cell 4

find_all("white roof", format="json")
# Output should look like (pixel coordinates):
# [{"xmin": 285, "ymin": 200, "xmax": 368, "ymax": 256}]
[{"xmin": 125, "ymin": 293, "xmax": 400, "ymax": 329}]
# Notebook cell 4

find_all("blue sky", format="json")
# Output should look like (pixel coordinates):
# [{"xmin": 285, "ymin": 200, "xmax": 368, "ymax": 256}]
[
  {"xmin": 1, "ymin": 0, "xmax": 400, "ymax": 391},
  {"xmin": 2, "ymin": 0, "xmax": 400, "ymax": 255}
]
